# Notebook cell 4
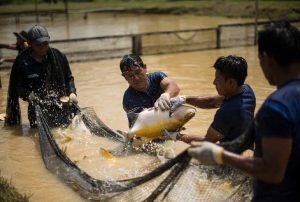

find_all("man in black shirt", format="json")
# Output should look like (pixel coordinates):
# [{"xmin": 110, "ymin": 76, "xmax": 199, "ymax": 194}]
[{"xmin": 5, "ymin": 25, "xmax": 78, "ymax": 127}]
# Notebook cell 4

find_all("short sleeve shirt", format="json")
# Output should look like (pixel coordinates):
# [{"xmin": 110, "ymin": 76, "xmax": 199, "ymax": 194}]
[
  {"xmin": 123, "ymin": 71, "xmax": 167, "ymax": 124},
  {"xmin": 211, "ymin": 84, "xmax": 256, "ymax": 142},
  {"xmin": 253, "ymin": 79, "xmax": 300, "ymax": 201}
]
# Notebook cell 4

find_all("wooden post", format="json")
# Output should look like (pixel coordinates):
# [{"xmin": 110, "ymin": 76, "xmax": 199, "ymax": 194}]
[
  {"xmin": 216, "ymin": 26, "xmax": 221, "ymax": 49},
  {"xmin": 50, "ymin": 12, "xmax": 54, "ymax": 22},
  {"xmin": 83, "ymin": 13, "xmax": 88, "ymax": 20},
  {"xmin": 63, "ymin": 0, "xmax": 69, "ymax": 20},
  {"xmin": 132, "ymin": 35, "xmax": 142, "ymax": 55},
  {"xmin": 34, "ymin": 0, "xmax": 39, "ymax": 23},
  {"xmin": 254, "ymin": 0, "xmax": 259, "ymax": 45},
  {"xmin": 15, "ymin": 14, "xmax": 20, "ymax": 24}
]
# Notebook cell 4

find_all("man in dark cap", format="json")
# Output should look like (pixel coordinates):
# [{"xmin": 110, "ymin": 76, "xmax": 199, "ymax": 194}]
[
  {"xmin": 13, "ymin": 30, "xmax": 28, "ymax": 54},
  {"xmin": 0, "ymin": 30, "xmax": 28, "ymax": 64},
  {"xmin": 5, "ymin": 25, "xmax": 78, "ymax": 127},
  {"xmin": 0, "ymin": 30, "xmax": 28, "ymax": 52}
]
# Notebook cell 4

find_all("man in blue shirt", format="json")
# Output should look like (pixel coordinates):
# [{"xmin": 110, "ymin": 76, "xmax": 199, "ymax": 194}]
[
  {"xmin": 188, "ymin": 22, "xmax": 300, "ymax": 201},
  {"xmin": 172, "ymin": 55, "xmax": 256, "ymax": 147},
  {"xmin": 120, "ymin": 54, "xmax": 180, "ymax": 127}
]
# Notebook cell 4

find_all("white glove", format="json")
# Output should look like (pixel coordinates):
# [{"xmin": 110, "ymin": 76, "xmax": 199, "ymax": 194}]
[
  {"xmin": 154, "ymin": 93, "xmax": 171, "ymax": 111},
  {"xmin": 188, "ymin": 141, "xmax": 224, "ymax": 165},
  {"xmin": 28, "ymin": 92, "xmax": 38, "ymax": 103},
  {"xmin": 170, "ymin": 95, "xmax": 186, "ymax": 112},
  {"xmin": 69, "ymin": 93, "xmax": 78, "ymax": 104}
]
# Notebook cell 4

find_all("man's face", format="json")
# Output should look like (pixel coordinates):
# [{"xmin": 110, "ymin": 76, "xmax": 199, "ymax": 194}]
[
  {"xmin": 258, "ymin": 52, "xmax": 275, "ymax": 85},
  {"xmin": 122, "ymin": 65, "xmax": 148, "ymax": 91},
  {"xmin": 31, "ymin": 41, "xmax": 49, "ymax": 57},
  {"xmin": 213, "ymin": 70, "xmax": 230, "ymax": 96}
]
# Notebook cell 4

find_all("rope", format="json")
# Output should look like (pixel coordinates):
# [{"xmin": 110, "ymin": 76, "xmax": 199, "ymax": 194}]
[
  {"xmin": 143, "ymin": 155, "xmax": 191, "ymax": 202},
  {"xmin": 174, "ymin": 31, "xmax": 198, "ymax": 42}
]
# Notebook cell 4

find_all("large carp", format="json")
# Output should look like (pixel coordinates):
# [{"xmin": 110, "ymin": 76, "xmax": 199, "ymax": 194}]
[{"xmin": 126, "ymin": 105, "xmax": 196, "ymax": 141}]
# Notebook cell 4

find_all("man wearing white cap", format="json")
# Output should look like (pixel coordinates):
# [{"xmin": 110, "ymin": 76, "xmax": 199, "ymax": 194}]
[{"xmin": 5, "ymin": 25, "xmax": 78, "ymax": 127}]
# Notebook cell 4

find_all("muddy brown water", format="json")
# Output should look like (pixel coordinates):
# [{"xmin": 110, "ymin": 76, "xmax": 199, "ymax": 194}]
[{"xmin": 0, "ymin": 13, "xmax": 274, "ymax": 201}]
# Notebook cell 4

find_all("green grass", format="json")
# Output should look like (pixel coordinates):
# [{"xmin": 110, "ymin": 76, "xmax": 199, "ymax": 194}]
[
  {"xmin": 0, "ymin": 0, "xmax": 299, "ymax": 20},
  {"xmin": 0, "ymin": 175, "xmax": 31, "ymax": 202}
]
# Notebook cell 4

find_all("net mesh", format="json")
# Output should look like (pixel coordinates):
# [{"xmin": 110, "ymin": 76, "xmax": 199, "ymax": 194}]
[{"xmin": 35, "ymin": 104, "xmax": 253, "ymax": 201}]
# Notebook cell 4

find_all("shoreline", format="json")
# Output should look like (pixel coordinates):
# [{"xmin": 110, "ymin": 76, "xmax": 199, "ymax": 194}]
[{"xmin": 0, "ymin": 1, "xmax": 299, "ymax": 20}]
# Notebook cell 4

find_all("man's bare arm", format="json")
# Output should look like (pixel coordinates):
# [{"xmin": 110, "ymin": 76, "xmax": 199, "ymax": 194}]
[{"xmin": 186, "ymin": 95, "xmax": 224, "ymax": 109}]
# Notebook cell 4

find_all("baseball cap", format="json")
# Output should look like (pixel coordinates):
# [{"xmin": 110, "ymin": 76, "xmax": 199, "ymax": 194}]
[
  {"xmin": 27, "ymin": 25, "xmax": 50, "ymax": 44},
  {"xmin": 13, "ymin": 30, "xmax": 28, "ymax": 41}
]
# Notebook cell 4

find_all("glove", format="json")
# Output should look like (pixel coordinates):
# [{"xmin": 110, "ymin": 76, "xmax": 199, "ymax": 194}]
[
  {"xmin": 28, "ymin": 92, "xmax": 39, "ymax": 104},
  {"xmin": 69, "ymin": 93, "xmax": 78, "ymax": 104},
  {"xmin": 170, "ymin": 95, "xmax": 186, "ymax": 112},
  {"xmin": 188, "ymin": 141, "xmax": 224, "ymax": 165},
  {"xmin": 154, "ymin": 93, "xmax": 171, "ymax": 111}
]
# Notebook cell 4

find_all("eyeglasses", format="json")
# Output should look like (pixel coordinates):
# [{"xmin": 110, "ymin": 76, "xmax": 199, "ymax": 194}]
[{"xmin": 122, "ymin": 68, "xmax": 144, "ymax": 80}]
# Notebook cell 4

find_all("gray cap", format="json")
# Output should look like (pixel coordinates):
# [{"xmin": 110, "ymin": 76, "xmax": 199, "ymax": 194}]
[{"xmin": 28, "ymin": 25, "xmax": 50, "ymax": 44}]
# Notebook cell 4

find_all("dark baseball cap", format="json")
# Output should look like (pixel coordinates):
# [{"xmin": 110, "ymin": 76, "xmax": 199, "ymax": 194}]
[
  {"xmin": 28, "ymin": 25, "xmax": 50, "ymax": 44},
  {"xmin": 13, "ymin": 30, "xmax": 28, "ymax": 41}
]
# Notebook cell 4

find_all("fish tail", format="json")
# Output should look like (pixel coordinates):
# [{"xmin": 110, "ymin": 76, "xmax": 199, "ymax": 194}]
[{"xmin": 116, "ymin": 130, "xmax": 134, "ymax": 152}]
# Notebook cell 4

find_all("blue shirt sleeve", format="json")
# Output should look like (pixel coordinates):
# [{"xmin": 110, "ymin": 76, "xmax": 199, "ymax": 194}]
[
  {"xmin": 210, "ymin": 84, "xmax": 256, "ymax": 141},
  {"xmin": 256, "ymin": 101, "xmax": 292, "ymax": 138},
  {"xmin": 148, "ymin": 71, "xmax": 167, "ymax": 86}
]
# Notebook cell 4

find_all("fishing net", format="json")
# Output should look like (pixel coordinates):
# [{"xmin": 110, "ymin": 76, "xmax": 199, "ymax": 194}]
[{"xmin": 35, "ymin": 104, "xmax": 253, "ymax": 201}]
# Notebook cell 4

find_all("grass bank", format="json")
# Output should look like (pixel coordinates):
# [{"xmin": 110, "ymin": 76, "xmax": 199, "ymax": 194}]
[
  {"xmin": 0, "ymin": 0, "xmax": 299, "ymax": 20},
  {"xmin": 0, "ymin": 175, "xmax": 30, "ymax": 202}
]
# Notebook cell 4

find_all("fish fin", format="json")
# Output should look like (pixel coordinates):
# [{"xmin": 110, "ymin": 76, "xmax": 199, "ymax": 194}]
[
  {"xmin": 99, "ymin": 148, "xmax": 116, "ymax": 160},
  {"xmin": 162, "ymin": 128, "xmax": 179, "ymax": 141},
  {"xmin": 106, "ymin": 131, "xmax": 134, "ymax": 156},
  {"xmin": 118, "ymin": 130, "xmax": 133, "ymax": 144},
  {"xmin": 127, "ymin": 108, "xmax": 141, "ymax": 127},
  {"xmin": 62, "ymin": 134, "xmax": 72, "ymax": 143},
  {"xmin": 141, "ymin": 137, "xmax": 153, "ymax": 142},
  {"xmin": 108, "ymin": 145, "xmax": 126, "ymax": 156},
  {"xmin": 168, "ymin": 109, "xmax": 177, "ymax": 117},
  {"xmin": 116, "ymin": 129, "xmax": 132, "ymax": 145}
]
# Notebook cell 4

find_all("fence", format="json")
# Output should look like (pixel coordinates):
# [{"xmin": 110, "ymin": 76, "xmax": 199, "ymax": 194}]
[
  {"xmin": 0, "ymin": 20, "xmax": 300, "ymax": 87},
  {"xmin": 50, "ymin": 20, "xmax": 300, "ymax": 63}
]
